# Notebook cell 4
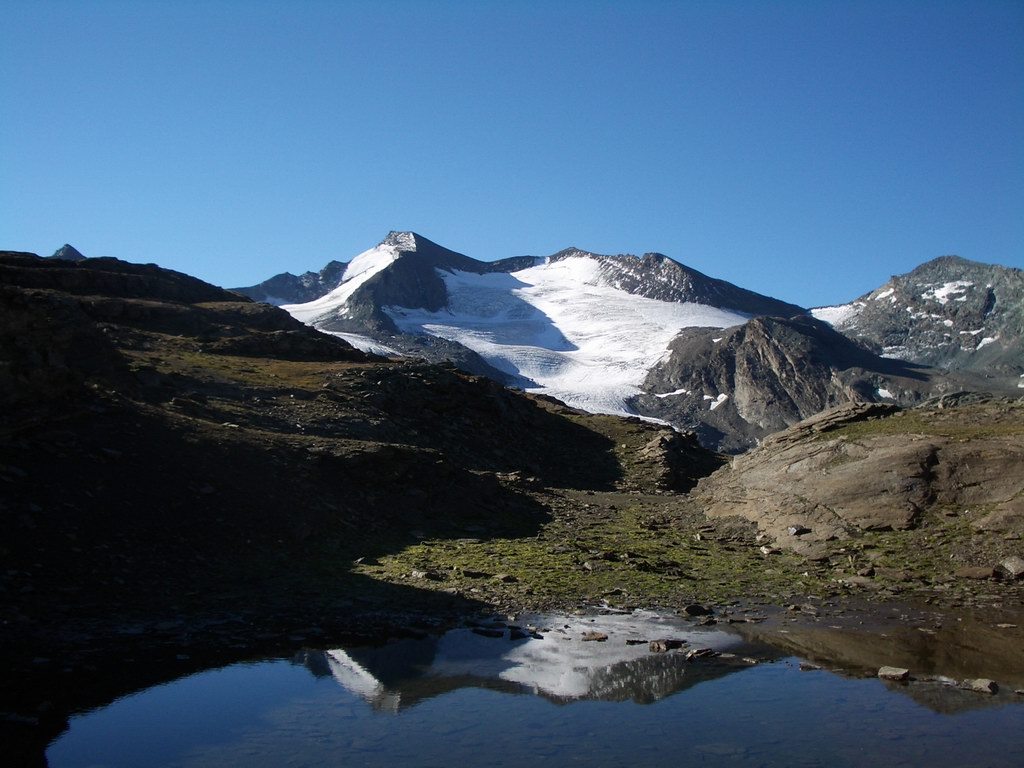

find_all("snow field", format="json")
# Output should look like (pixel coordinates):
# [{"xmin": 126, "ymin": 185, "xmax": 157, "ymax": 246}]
[{"xmin": 386, "ymin": 257, "xmax": 749, "ymax": 416}]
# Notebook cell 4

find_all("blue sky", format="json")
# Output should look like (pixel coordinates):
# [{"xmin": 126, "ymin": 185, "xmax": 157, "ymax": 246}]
[{"xmin": 2, "ymin": 0, "xmax": 1021, "ymax": 307}]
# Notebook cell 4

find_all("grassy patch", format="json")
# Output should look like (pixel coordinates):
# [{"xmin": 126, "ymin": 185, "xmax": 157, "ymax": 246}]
[
  {"xmin": 350, "ymin": 495, "xmax": 830, "ymax": 611},
  {"xmin": 822, "ymin": 403, "xmax": 1024, "ymax": 442}
]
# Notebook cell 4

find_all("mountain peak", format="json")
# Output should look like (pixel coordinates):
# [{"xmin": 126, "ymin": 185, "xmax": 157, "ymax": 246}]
[
  {"xmin": 380, "ymin": 231, "xmax": 421, "ymax": 251},
  {"xmin": 49, "ymin": 244, "xmax": 86, "ymax": 261}
]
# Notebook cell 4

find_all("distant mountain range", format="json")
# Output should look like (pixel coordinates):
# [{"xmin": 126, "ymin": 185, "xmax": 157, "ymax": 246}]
[
  {"xmin": 229, "ymin": 232, "xmax": 1022, "ymax": 450},
  {"xmin": 36, "ymin": 232, "xmax": 1010, "ymax": 452}
]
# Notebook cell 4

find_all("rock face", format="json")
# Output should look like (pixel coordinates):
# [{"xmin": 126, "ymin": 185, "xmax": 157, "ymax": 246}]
[
  {"xmin": 692, "ymin": 400, "xmax": 1024, "ymax": 557},
  {"xmin": 234, "ymin": 260, "xmax": 347, "ymax": 305},
  {"xmin": 633, "ymin": 315, "xmax": 991, "ymax": 453},
  {"xmin": 812, "ymin": 255, "xmax": 1024, "ymax": 382}
]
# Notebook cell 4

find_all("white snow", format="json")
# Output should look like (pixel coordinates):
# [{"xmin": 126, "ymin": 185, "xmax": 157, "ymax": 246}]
[
  {"xmin": 654, "ymin": 388, "xmax": 691, "ymax": 398},
  {"xmin": 923, "ymin": 280, "xmax": 974, "ymax": 305},
  {"xmin": 877, "ymin": 388, "xmax": 895, "ymax": 399},
  {"xmin": 283, "ymin": 242, "xmax": 402, "ymax": 323},
  {"xmin": 709, "ymin": 393, "xmax": 729, "ymax": 411},
  {"xmin": 874, "ymin": 288, "xmax": 895, "ymax": 300},
  {"xmin": 385, "ymin": 257, "xmax": 749, "ymax": 416},
  {"xmin": 711, "ymin": 337, "xmax": 723, "ymax": 343},
  {"xmin": 326, "ymin": 331, "xmax": 402, "ymax": 357},
  {"xmin": 977, "ymin": 336, "xmax": 998, "ymax": 349},
  {"xmin": 942, "ymin": 319, "xmax": 954, "ymax": 327},
  {"xmin": 811, "ymin": 302, "xmax": 861, "ymax": 326},
  {"xmin": 1019, "ymin": 375, "xmax": 1024, "ymax": 389},
  {"xmin": 881, "ymin": 346, "xmax": 911, "ymax": 360}
]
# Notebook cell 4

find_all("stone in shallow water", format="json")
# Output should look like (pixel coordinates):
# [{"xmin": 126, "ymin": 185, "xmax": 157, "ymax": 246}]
[
  {"xmin": 878, "ymin": 666, "xmax": 910, "ymax": 681},
  {"xmin": 682, "ymin": 603, "xmax": 712, "ymax": 616},
  {"xmin": 649, "ymin": 639, "xmax": 686, "ymax": 652},
  {"xmin": 963, "ymin": 678, "xmax": 999, "ymax": 695}
]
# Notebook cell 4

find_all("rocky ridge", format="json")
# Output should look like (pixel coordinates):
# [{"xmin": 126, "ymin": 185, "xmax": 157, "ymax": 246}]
[
  {"xmin": 239, "ymin": 259, "xmax": 348, "ymax": 305},
  {"xmin": 812, "ymin": 255, "xmax": 1024, "ymax": 381}
]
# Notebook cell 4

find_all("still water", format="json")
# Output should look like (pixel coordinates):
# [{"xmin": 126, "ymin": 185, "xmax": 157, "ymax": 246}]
[{"xmin": 47, "ymin": 611, "xmax": 1024, "ymax": 767}]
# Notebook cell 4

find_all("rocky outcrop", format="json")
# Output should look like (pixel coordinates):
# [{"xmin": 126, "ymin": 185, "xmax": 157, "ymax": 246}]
[
  {"xmin": 692, "ymin": 400, "xmax": 1024, "ymax": 557},
  {"xmin": 632, "ymin": 315, "xmax": 986, "ymax": 453}
]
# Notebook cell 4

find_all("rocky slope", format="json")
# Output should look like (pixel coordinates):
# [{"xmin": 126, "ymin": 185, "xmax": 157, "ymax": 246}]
[
  {"xmin": 812, "ymin": 255, "xmax": 1024, "ymax": 383},
  {"xmin": 1, "ymin": 247, "xmax": 720, "ymax": 645},
  {"xmin": 634, "ymin": 315, "xmax": 996, "ymax": 452}
]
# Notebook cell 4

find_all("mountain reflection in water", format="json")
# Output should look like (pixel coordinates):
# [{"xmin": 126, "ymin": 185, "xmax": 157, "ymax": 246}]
[
  {"xmin": 45, "ymin": 611, "xmax": 1024, "ymax": 768},
  {"xmin": 315, "ymin": 610, "xmax": 778, "ymax": 712}
]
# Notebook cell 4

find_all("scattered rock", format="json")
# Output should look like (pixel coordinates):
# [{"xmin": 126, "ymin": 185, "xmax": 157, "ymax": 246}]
[
  {"xmin": 799, "ymin": 661, "xmax": 822, "ymax": 671},
  {"xmin": 878, "ymin": 666, "xmax": 910, "ymax": 681},
  {"xmin": 787, "ymin": 525, "xmax": 811, "ymax": 536},
  {"xmin": 962, "ymin": 678, "xmax": 999, "ymax": 695},
  {"xmin": 649, "ymin": 639, "xmax": 686, "ymax": 652},
  {"xmin": 996, "ymin": 555, "xmax": 1024, "ymax": 580},
  {"xmin": 685, "ymin": 648, "xmax": 717, "ymax": 661},
  {"xmin": 410, "ymin": 569, "xmax": 442, "ymax": 581},
  {"xmin": 682, "ymin": 603, "xmax": 713, "ymax": 616},
  {"xmin": 493, "ymin": 573, "xmax": 518, "ymax": 583},
  {"xmin": 581, "ymin": 631, "xmax": 608, "ymax": 642}
]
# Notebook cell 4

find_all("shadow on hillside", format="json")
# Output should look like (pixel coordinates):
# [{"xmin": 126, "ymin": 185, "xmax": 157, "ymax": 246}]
[{"xmin": 0, "ymin": 395, "xmax": 564, "ymax": 765}]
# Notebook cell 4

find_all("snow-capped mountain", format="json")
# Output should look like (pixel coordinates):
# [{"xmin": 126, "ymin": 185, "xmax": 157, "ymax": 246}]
[
  {"xmin": 261, "ymin": 231, "xmax": 803, "ymax": 416},
  {"xmin": 812, "ymin": 255, "xmax": 1023, "ymax": 379},
  {"xmin": 238, "ymin": 233, "xmax": 1021, "ymax": 451}
]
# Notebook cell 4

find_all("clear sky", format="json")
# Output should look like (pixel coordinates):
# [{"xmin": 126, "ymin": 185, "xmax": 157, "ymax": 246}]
[{"xmin": 2, "ymin": 0, "xmax": 1022, "ymax": 307}]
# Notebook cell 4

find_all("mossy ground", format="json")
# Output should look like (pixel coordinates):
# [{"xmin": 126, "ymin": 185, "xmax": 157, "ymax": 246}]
[
  {"xmin": 822, "ymin": 400, "xmax": 1024, "ymax": 441},
  {"xmin": 346, "ymin": 488, "xmax": 836, "ymax": 614}
]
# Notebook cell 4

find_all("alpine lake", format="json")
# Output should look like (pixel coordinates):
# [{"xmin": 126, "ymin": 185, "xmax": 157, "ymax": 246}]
[{"xmin": 42, "ymin": 607, "xmax": 1024, "ymax": 768}]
